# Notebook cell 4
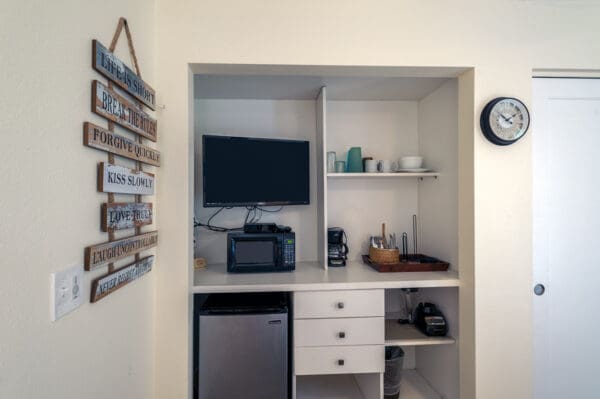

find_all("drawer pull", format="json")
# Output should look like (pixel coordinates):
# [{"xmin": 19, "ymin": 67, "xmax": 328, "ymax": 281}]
[
  {"xmin": 338, "ymin": 332, "xmax": 346, "ymax": 339},
  {"xmin": 338, "ymin": 359, "xmax": 345, "ymax": 366},
  {"xmin": 337, "ymin": 302, "xmax": 345, "ymax": 309}
]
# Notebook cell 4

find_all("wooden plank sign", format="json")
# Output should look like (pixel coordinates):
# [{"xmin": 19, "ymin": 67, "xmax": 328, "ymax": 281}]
[
  {"xmin": 84, "ymin": 122, "xmax": 160, "ymax": 166},
  {"xmin": 92, "ymin": 40, "xmax": 156, "ymax": 110},
  {"xmin": 101, "ymin": 202, "xmax": 153, "ymax": 232},
  {"xmin": 98, "ymin": 162, "xmax": 154, "ymax": 195},
  {"xmin": 92, "ymin": 80, "xmax": 157, "ymax": 141},
  {"xmin": 91, "ymin": 256, "xmax": 154, "ymax": 302},
  {"xmin": 84, "ymin": 231, "xmax": 158, "ymax": 270}
]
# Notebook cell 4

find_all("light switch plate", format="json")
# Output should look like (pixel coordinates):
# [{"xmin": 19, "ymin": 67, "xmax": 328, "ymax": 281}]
[{"xmin": 51, "ymin": 265, "xmax": 84, "ymax": 321}]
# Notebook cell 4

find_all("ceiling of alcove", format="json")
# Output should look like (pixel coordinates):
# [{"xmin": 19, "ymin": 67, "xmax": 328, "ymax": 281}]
[{"xmin": 194, "ymin": 74, "xmax": 455, "ymax": 101}]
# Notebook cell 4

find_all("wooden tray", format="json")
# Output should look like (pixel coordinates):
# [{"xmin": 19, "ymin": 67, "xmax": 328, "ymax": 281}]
[{"xmin": 362, "ymin": 254, "xmax": 449, "ymax": 273}]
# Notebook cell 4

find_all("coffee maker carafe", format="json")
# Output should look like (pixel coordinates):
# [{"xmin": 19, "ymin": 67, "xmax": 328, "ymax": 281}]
[{"xmin": 328, "ymin": 227, "xmax": 348, "ymax": 267}]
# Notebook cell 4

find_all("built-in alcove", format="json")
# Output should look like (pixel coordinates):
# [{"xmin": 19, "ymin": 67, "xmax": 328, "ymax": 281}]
[{"xmin": 192, "ymin": 65, "xmax": 470, "ymax": 399}]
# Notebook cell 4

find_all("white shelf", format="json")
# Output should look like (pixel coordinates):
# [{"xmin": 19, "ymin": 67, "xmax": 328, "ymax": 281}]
[
  {"xmin": 385, "ymin": 320, "xmax": 456, "ymax": 346},
  {"xmin": 192, "ymin": 260, "xmax": 459, "ymax": 293},
  {"xmin": 296, "ymin": 370, "xmax": 441, "ymax": 399},
  {"xmin": 399, "ymin": 370, "xmax": 442, "ymax": 399},
  {"xmin": 327, "ymin": 172, "xmax": 439, "ymax": 178},
  {"xmin": 296, "ymin": 374, "xmax": 365, "ymax": 399}
]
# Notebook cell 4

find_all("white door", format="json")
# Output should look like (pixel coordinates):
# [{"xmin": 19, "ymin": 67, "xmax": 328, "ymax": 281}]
[{"xmin": 533, "ymin": 78, "xmax": 600, "ymax": 399}]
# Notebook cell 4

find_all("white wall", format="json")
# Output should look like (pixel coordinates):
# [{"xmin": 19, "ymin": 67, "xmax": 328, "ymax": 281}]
[
  {"xmin": 326, "ymin": 100, "xmax": 419, "ymax": 260},
  {"xmin": 155, "ymin": 2, "xmax": 600, "ymax": 399},
  {"xmin": 416, "ymin": 287, "xmax": 460, "ymax": 399},
  {"xmin": 0, "ymin": 2, "xmax": 156, "ymax": 398},
  {"xmin": 418, "ymin": 79, "xmax": 459, "ymax": 270},
  {"xmin": 193, "ymin": 99, "xmax": 318, "ymax": 263},
  {"xmin": 414, "ymin": 80, "xmax": 461, "ymax": 399}
]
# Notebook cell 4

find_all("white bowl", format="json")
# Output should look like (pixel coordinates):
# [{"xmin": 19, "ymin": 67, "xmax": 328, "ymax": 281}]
[{"xmin": 400, "ymin": 156, "xmax": 423, "ymax": 169}]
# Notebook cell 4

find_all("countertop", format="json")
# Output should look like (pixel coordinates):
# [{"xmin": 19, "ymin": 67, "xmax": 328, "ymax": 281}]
[{"xmin": 191, "ymin": 260, "xmax": 460, "ymax": 293}]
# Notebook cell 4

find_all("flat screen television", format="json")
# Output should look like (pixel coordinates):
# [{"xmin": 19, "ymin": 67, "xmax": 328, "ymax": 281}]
[{"xmin": 202, "ymin": 135, "xmax": 310, "ymax": 207}]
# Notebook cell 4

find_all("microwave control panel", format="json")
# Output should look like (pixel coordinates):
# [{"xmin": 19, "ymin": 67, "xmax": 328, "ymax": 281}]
[{"xmin": 282, "ymin": 233, "xmax": 296, "ymax": 266}]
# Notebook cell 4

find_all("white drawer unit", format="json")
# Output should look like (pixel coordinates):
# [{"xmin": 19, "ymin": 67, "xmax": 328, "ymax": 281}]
[
  {"xmin": 294, "ymin": 289, "xmax": 384, "ymax": 319},
  {"xmin": 294, "ymin": 345, "xmax": 385, "ymax": 375},
  {"xmin": 294, "ymin": 317, "xmax": 384, "ymax": 347}
]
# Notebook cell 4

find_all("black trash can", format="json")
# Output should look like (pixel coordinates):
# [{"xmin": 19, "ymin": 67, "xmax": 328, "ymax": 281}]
[{"xmin": 384, "ymin": 346, "xmax": 405, "ymax": 399}]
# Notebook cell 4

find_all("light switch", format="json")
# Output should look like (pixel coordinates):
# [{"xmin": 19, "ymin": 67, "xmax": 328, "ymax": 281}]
[{"xmin": 51, "ymin": 265, "xmax": 84, "ymax": 321}]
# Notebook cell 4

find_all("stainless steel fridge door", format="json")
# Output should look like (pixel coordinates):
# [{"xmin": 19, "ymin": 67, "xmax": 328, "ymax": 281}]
[{"xmin": 198, "ymin": 312, "xmax": 288, "ymax": 399}]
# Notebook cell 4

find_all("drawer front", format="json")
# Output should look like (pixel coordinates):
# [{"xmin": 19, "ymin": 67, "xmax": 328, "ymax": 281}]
[
  {"xmin": 294, "ymin": 345, "xmax": 384, "ymax": 375},
  {"xmin": 294, "ymin": 289, "xmax": 384, "ymax": 319},
  {"xmin": 294, "ymin": 317, "xmax": 384, "ymax": 347}
]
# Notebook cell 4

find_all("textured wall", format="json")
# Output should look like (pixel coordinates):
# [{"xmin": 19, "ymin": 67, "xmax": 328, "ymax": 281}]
[{"xmin": 0, "ymin": 1, "xmax": 156, "ymax": 398}]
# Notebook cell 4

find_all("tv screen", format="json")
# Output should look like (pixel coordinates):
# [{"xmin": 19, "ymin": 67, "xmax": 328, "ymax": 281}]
[{"xmin": 202, "ymin": 135, "xmax": 310, "ymax": 207}]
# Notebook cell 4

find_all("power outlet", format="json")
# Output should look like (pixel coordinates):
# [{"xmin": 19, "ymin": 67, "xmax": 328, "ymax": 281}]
[{"xmin": 51, "ymin": 265, "xmax": 84, "ymax": 321}]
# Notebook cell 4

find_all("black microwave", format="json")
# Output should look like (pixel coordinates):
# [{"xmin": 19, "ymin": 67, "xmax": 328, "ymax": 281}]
[{"xmin": 227, "ymin": 232, "xmax": 296, "ymax": 273}]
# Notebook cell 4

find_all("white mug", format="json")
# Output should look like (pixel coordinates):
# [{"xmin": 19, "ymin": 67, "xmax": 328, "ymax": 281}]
[
  {"xmin": 365, "ymin": 159, "xmax": 377, "ymax": 172},
  {"xmin": 377, "ymin": 160, "xmax": 392, "ymax": 173}
]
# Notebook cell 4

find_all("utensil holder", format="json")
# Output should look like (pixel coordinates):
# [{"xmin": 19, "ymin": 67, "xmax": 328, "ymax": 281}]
[{"xmin": 369, "ymin": 247, "xmax": 400, "ymax": 264}]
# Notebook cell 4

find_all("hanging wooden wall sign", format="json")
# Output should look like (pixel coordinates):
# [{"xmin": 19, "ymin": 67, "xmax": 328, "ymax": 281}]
[
  {"xmin": 101, "ymin": 202, "xmax": 153, "ymax": 232},
  {"xmin": 84, "ymin": 122, "xmax": 160, "ymax": 166},
  {"xmin": 92, "ymin": 80, "xmax": 157, "ymax": 141},
  {"xmin": 92, "ymin": 40, "xmax": 156, "ymax": 110},
  {"xmin": 90, "ymin": 255, "xmax": 154, "ymax": 302},
  {"xmin": 84, "ymin": 231, "xmax": 158, "ymax": 271},
  {"xmin": 84, "ymin": 18, "xmax": 159, "ymax": 303},
  {"xmin": 98, "ymin": 162, "xmax": 155, "ymax": 195}
]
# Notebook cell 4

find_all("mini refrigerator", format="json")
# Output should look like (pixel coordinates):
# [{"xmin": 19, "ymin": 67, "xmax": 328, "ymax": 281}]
[{"xmin": 198, "ymin": 293, "xmax": 289, "ymax": 399}]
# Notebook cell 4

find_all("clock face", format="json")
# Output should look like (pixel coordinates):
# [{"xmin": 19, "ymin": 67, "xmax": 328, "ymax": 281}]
[{"xmin": 481, "ymin": 97, "xmax": 530, "ymax": 145}]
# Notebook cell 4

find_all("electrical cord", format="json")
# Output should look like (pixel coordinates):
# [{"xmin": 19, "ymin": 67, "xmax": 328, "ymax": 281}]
[
  {"xmin": 194, "ymin": 205, "xmax": 283, "ymax": 232},
  {"xmin": 194, "ymin": 206, "xmax": 247, "ymax": 232}
]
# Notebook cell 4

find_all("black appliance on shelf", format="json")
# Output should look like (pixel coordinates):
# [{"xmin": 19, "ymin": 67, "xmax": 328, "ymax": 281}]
[
  {"xmin": 328, "ymin": 227, "xmax": 348, "ymax": 267},
  {"xmin": 414, "ymin": 302, "xmax": 448, "ymax": 337},
  {"xmin": 227, "ymin": 224, "xmax": 295, "ymax": 273}
]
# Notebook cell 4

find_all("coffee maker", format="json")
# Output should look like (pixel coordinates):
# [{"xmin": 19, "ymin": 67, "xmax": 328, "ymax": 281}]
[{"xmin": 328, "ymin": 227, "xmax": 348, "ymax": 267}]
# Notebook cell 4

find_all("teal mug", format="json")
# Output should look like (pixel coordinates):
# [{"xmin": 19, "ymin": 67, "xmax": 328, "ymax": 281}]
[{"xmin": 346, "ymin": 147, "xmax": 363, "ymax": 173}]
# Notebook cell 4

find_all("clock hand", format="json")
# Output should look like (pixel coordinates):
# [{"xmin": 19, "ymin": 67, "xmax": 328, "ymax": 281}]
[{"xmin": 500, "ymin": 114, "xmax": 511, "ymax": 122}]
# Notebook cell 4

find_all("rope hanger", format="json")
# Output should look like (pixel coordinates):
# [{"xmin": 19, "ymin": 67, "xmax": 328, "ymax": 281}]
[{"xmin": 105, "ymin": 17, "xmax": 146, "ymax": 272}]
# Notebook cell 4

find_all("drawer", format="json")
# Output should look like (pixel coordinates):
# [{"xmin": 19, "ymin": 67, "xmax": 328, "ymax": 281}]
[
  {"xmin": 294, "ymin": 345, "xmax": 384, "ymax": 375},
  {"xmin": 294, "ymin": 289, "xmax": 384, "ymax": 319},
  {"xmin": 294, "ymin": 317, "xmax": 384, "ymax": 347}
]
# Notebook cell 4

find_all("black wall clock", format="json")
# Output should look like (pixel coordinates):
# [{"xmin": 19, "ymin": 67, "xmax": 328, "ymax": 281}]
[{"xmin": 480, "ymin": 97, "xmax": 530, "ymax": 146}]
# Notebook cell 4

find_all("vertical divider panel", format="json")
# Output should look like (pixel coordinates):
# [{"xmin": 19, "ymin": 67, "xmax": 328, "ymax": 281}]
[
  {"xmin": 457, "ymin": 69, "xmax": 476, "ymax": 399},
  {"xmin": 316, "ymin": 87, "xmax": 328, "ymax": 269}
]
